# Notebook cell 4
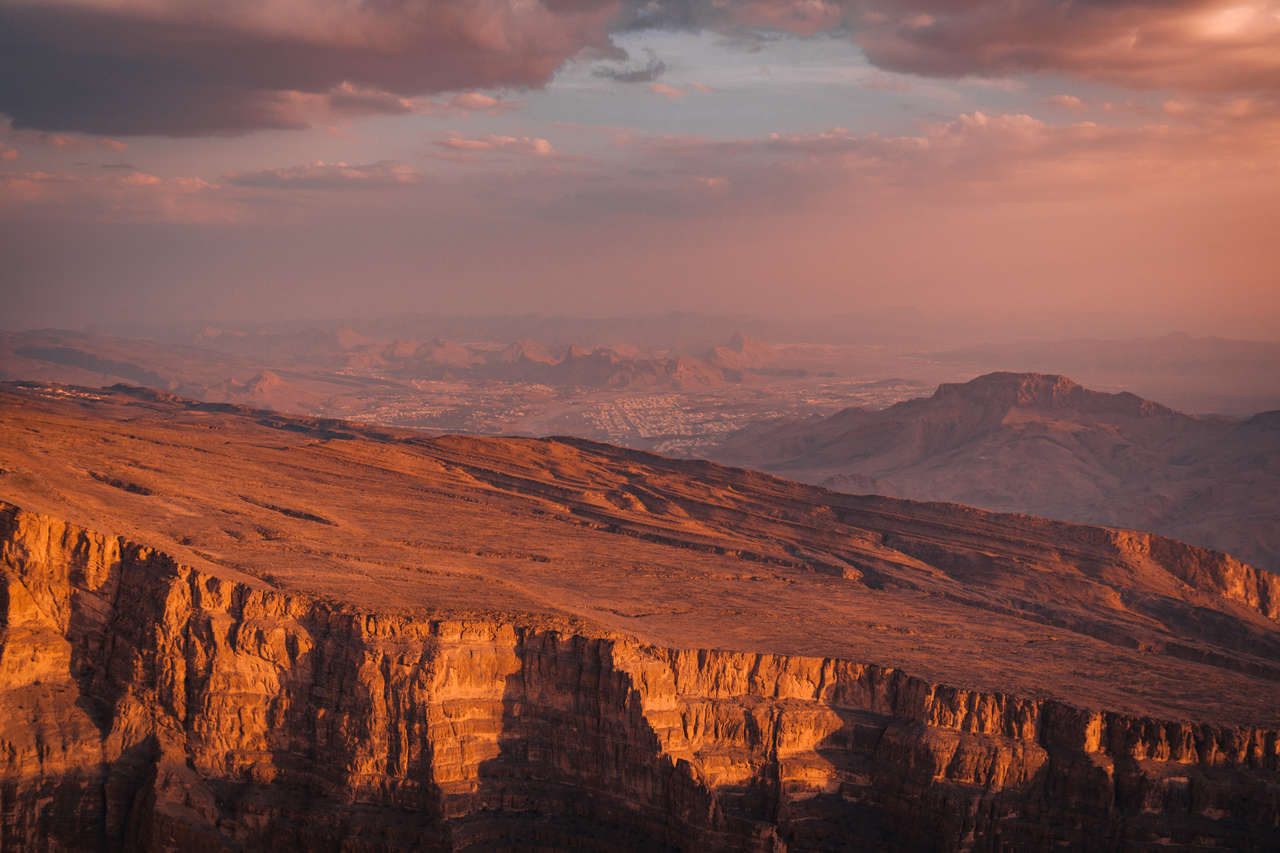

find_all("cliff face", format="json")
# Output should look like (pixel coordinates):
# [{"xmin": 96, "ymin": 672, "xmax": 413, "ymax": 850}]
[{"xmin": 4, "ymin": 503, "xmax": 1277, "ymax": 852}]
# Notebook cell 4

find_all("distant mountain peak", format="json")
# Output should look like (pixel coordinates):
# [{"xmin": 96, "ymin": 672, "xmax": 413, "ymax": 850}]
[
  {"xmin": 706, "ymin": 331, "xmax": 773, "ymax": 370},
  {"xmin": 930, "ymin": 371, "xmax": 1176, "ymax": 419},
  {"xmin": 498, "ymin": 338, "xmax": 557, "ymax": 365},
  {"xmin": 243, "ymin": 370, "xmax": 286, "ymax": 397},
  {"xmin": 934, "ymin": 372, "xmax": 1085, "ymax": 408}
]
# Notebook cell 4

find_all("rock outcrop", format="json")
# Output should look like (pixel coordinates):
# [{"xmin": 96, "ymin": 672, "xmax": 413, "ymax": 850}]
[{"xmin": 3, "ymin": 504, "xmax": 1278, "ymax": 852}]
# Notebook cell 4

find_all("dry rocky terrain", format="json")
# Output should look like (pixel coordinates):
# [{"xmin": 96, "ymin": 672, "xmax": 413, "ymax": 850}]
[
  {"xmin": 714, "ymin": 372, "xmax": 1280, "ymax": 573},
  {"xmin": 1, "ymin": 382, "xmax": 1278, "ymax": 850}
]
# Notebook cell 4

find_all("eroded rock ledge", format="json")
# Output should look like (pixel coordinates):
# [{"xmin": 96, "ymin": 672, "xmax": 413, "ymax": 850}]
[{"xmin": 1, "ymin": 503, "xmax": 1277, "ymax": 851}]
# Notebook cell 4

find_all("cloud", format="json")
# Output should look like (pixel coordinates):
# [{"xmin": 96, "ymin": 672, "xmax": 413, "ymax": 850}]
[
  {"xmin": 619, "ymin": 1, "xmax": 1280, "ymax": 104},
  {"xmin": 27, "ymin": 131, "xmax": 129, "ymax": 151},
  {"xmin": 614, "ymin": 0, "xmax": 846, "ymax": 36},
  {"xmin": 608, "ymin": 104, "xmax": 1280, "ymax": 214},
  {"xmin": 416, "ymin": 92, "xmax": 525, "ymax": 117},
  {"xmin": 226, "ymin": 161, "xmax": 422, "ymax": 190},
  {"xmin": 0, "ymin": 144, "xmax": 16, "ymax": 161},
  {"xmin": 0, "ymin": 168, "xmax": 227, "ymax": 222},
  {"xmin": 435, "ymin": 133, "xmax": 556, "ymax": 157},
  {"xmin": 860, "ymin": 72, "xmax": 912, "ymax": 92},
  {"xmin": 324, "ymin": 83, "xmax": 419, "ymax": 117},
  {"xmin": 848, "ymin": 0, "xmax": 1280, "ymax": 96},
  {"xmin": 447, "ymin": 92, "xmax": 522, "ymax": 113},
  {"xmin": 4, "ymin": 0, "xmax": 1277, "ymax": 139},
  {"xmin": 0, "ymin": 116, "xmax": 127, "ymax": 152},
  {"xmin": 0, "ymin": 0, "xmax": 618, "ymax": 135},
  {"xmin": 649, "ymin": 83, "xmax": 685, "ymax": 98},
  {"xmin": 1049, "ymin": 94, "xmax": 1087, "ymax": 112},
  {"xmin": 594, "ymin": 49, "xmax": 668, "ymax": 83}
]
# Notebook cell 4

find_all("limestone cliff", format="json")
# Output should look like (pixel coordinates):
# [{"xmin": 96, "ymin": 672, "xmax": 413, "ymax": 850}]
[{"xmin": 3, "ymin": 503, "xmax": 1277, "ymax": 852}]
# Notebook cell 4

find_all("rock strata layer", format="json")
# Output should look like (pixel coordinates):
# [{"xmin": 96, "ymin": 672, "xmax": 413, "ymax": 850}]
[{"xmin": 3, "ymin": 504, "xmax": 1278, "ymax": 852}]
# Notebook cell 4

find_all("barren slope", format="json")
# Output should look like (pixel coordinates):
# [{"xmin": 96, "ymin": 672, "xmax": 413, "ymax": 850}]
[
  {"xmin": 714, "ymin": 372, "xmax": 1280, "ymax": 571},
  {"xmin": 1, "ymin": 382, "xmax": 1278, "ymax": 850},
  {"xmin": 3, "ymin": 381, "xmax": 1278, "ymax": 724}
]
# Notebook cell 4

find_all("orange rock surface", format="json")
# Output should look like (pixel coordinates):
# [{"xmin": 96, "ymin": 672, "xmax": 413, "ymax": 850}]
[{"xmin": 1, "ymin": 383, "xmax": 1277, "ymax": 850}]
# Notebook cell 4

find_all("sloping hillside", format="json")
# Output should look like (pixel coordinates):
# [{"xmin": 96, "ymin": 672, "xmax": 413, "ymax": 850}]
[{"xmin": 714, "ymin": 372, "xmax": 1280, "ymax": 571}]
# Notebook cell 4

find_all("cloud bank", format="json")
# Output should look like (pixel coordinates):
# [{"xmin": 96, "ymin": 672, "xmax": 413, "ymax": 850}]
[
  {"xmin": 2, "ymin": 0, "xmax": 1277, "ymax": 137},
  {"xmin": 0, "ymin": 0, "xmax": 618, "ymax": 135}
]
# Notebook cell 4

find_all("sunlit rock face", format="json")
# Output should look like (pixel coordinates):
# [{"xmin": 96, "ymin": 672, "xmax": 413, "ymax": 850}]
[
  {"xmin": 2, "ymin": 506, "xmax": 1278, "ymax": 852},
  {"xmin": 0, "ymin": 383, "xmax": 1278, "ymax": 850}
]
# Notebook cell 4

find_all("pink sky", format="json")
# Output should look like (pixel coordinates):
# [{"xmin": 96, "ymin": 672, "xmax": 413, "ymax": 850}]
[{"xmin": 0, "ymin": 0, "xmax": 1277, "ymax": 336}]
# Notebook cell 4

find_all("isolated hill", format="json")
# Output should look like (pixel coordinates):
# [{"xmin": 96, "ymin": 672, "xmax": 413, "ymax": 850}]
[
  {"xmin": 0, "ymin": 382, "xmax": 1278, "ymax": 850},
  {"xmin": 705, "ymin": 331, "xmax": 776, "ymax": 370},
  {"xmin": 924, "ymin": 332, "xmax": 1280, "ymax": 415},
  {"xmin": 714, "ymin": 372, "xmax": 1280, "ymax": 571}
]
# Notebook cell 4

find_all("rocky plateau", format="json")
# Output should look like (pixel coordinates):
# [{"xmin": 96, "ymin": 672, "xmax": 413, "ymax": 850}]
[{"xmin": 1, "ymin": 382, "xmax": 1278, "ymax": 851}]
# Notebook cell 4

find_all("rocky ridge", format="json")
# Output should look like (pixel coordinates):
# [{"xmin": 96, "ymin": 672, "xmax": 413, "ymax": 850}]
[{"xmin": 713, "ymin": 372, "xmax": 1280, "ymax": 571}]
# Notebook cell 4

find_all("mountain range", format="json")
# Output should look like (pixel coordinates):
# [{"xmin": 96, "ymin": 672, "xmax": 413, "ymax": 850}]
[
  {"xmin": 1, "ymin": 328, "xmax": 783, "ymax": 398},
  {"xmin": 713, "ymin": 372, "xmax": 1280, "ymax": 572}
]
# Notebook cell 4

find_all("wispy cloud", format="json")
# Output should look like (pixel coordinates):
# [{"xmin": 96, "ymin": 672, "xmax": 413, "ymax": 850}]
[
  {"xmin": 1049, "ymin": 94, "xmax": 1087, "ymax": 112},
  {"xmin": 0, "ymin": 168, "xmax": 226, "ymax": 222},
  {"xmin": 434, "ymin": 133, "xmax": 556, "ymax": 157},
  {"xmin": 226, "ymin": 161, "xmax": 422, "ymax": 190},
  {"xmin": 649, "ymin": 83, "xmax": 685, "ymax": 98}
]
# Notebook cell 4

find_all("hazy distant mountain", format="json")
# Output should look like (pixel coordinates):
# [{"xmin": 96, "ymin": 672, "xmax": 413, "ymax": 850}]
[
  {"xmin": 1, "ymin": 329, "xmax": 239, "ymax": 389},
  {"xmin": 0, "ymin": 328, "xmax": 753, "ymax": 396},
  {"xmin": 489, "ymin": 338, "xmax": 559, "ymax": 367},
  {"xmin": 0, "ymin": 329, "xmax": 377, "ymax": 413},
  {"xmin": 714, "ymin": 372, "xmax": 1280, "ymax": 571},
  {"xmin": 922, "ymin": 333, "xmax": 1280, "ymax": 415},
  {"xmin": 704, "ymin": 332, "xmax": 775, "ymax": 370}
]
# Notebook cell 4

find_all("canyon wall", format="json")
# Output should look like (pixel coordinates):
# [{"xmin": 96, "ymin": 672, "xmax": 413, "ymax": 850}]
[{"xmin": 1, "ymin": 502, "xmax": 1277, "ymax": 851}]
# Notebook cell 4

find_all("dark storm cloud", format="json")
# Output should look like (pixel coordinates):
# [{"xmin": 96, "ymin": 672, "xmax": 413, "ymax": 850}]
[{"xmin": 0, "ymin": 0, "xmax": 620, "ymax": 136}]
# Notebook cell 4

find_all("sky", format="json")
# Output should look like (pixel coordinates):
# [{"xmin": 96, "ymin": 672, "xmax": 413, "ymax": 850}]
[{"xmin": 1, "ymin": 0, "xmax": 1278, "ymax": 339}]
